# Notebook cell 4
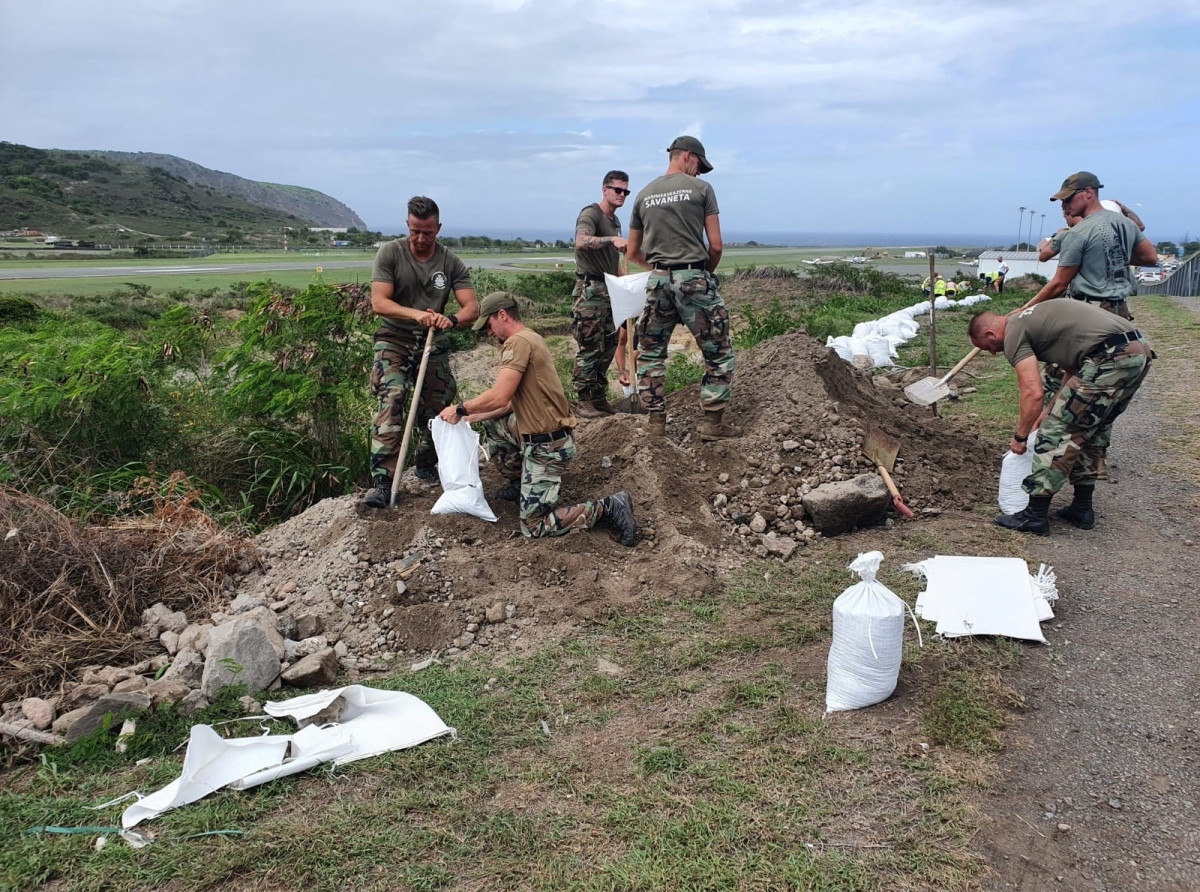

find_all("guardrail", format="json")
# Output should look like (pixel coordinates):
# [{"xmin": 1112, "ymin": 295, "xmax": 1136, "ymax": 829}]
[{"xmin": 1138, "ymin": 253, "xmax": 1200, "ymax": 297}]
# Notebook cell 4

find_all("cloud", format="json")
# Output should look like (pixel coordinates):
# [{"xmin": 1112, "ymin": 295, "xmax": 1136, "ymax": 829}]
[{"xmin": 2, "ymin": 0, "xmax": 1198, "ymax": 233}]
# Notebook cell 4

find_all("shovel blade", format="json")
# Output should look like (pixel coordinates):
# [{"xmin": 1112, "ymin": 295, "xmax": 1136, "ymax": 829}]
[
  {"xmin": 862, "ymin": 423, "xmax": 900, "ymax": 473},
  {"xmin": 904, "ymin": 376, "xmax": 951, "ymax": 406}
]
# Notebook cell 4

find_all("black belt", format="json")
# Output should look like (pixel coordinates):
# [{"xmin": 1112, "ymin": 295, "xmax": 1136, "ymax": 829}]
[
  {"xmin": 653, "ymin": 261, "xmax": 708, "ymax": 272},
  {"xmin": 575, "ymin": 272, "xmax": 604, "ymax": 281},
  {"xmin": 1075, "ymin": 295, "xmax": 1125, "ymax": 304},
  {"xmin": 521, "ymin": 428, "xmax": 571, "ymax": 445},
  {"xmin": 1088, "ymin": 330, "xmax": 1143, "ymax": 357}
]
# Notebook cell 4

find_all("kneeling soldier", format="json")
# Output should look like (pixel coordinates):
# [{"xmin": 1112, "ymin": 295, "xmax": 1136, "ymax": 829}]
[
  {"xmin": 968, "ymin": 302, "xmax": 1152, "ymax": 535},
  {"xmin": 438, "ymin": 292, "xmax": 637, "ymax": 546}
]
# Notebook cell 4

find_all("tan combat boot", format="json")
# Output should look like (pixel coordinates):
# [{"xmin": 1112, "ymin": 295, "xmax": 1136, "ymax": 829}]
[
  {"xmin": 700, "ymin": 409, "xmax": 740, "ymax": 441},
  {"xmin": 648, "ymin": 413, "xmax": 667, "ymax": 436}
]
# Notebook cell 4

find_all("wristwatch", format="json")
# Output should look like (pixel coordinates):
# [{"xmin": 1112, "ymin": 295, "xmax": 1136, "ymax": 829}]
[
  {"xmin": 455, "ymin": 403, "xmax": 469, "ymax": 417},
  {"xmin": 447, "ymin": 314, "xmax": 459, "ymax": 327},
  {"xmin": 1014, "ymin": 432, "xmax": 1028, "ymax": 443}
]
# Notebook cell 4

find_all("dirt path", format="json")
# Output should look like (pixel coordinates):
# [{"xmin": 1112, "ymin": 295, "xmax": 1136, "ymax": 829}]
[{"xmin": 976, "ymin": 295, "xmax": 1200, "ymax": 891}]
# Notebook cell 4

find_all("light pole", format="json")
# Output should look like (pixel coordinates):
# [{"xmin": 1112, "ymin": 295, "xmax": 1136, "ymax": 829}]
[
  {"xmin": 1027, "ymin": 209, "xmax": 1036, "ymax": 249},
  {"xmin": 1018, "ymin": 207, "xmax": 1026, "ymax": 249},
  {"xmin": 1038, "ymin": 213, "xmax": 1046, "ymax": 246}
]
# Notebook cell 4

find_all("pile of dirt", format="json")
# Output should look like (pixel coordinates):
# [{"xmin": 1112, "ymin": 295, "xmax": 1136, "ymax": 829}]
[{"xmin": 2, "ymin": 332, "xmax": 1007, "ymax": 730}]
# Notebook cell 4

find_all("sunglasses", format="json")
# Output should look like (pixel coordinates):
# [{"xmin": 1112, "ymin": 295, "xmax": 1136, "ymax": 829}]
[{"xmin": 607, "ymin": 186, "xmax": 631, "ymax": 196}]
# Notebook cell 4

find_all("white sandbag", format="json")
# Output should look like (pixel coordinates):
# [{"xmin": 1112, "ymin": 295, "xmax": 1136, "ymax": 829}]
[
  {"xmin": 603, "ymin": 271, "xmax": 652, "ymax": 328},
  {"xmin": 997, "ymin": 432, "xmax": 1036, "ymax": 515},
  {"xmin": 864, "ymin": 335, "xmax": 895, "ymax": 367},
  {"xmin": 909, "ymin": 300, "xmax": 932, "ymax": 317},
  {"xmin": 826, "ymin": 552, "xmax": 910, "ymax": 713},
  {"xmin": 876, "ymin": 313, "xmax": 919, "ymax": 340},
  {"xmin": 826, "ymin": 336, "xmax": 855, "ymax": 362},
  {"xmin": 852, "ymin": 320, "xmax": 879, "ymax": 340},
  {"xmin": 429, "ymin": 419, "xmax": 498, "ymax": 522},
  {"xmin": 933, "ymin": 295, "xmax": 952, "ymax": 310}
]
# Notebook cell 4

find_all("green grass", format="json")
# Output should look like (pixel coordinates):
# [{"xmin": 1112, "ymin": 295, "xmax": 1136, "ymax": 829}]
[
  {"xmin": 0, "ymin": 267, "xmax": 375, "ymax": 297},
  {"xmin": 0, "ymin": 556, "xmax": 1011, "ymax": 892}
]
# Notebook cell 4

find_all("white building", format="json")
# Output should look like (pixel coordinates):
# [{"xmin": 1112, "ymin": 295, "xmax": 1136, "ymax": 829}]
[
  {"xmin": 903, "ymin": 250, "xmax": 927, "ymax": 259},
  {"xmin": 977, "ymin": 250, "xmax": 1058, "ymax": 279}
]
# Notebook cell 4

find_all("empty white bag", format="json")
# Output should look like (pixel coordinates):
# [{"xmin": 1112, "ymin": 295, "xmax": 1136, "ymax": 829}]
[
  {"xmin": 429, "ymin": 418, "xmax": 498, "ymax": 522},
  {"xmin": 603, "ymin": 271, "xmax": 652, "ymax": 328},
  {"xmin": 826, "ymin": 552, "xmax": 914, "ymax": 713}
]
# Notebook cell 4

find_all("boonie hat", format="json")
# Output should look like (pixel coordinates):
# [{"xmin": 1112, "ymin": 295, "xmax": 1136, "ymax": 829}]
[
  {"xmin": 668, "ymin": 135, "xmax": 713, "ymax": 174},
  {"xmin": 1050, "ymin": 171, "xmax": 1103, "ymax": 201},
  {"xmin": 472, "ymin": 291, "xmax": 519, "ymax": 330}
]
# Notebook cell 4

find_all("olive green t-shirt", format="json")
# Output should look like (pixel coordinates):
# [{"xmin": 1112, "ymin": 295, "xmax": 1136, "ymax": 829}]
[
  {"xmin": 1056, "ymin": 209, "xmax": 1146, "ymax": 302},
  {"xmin": 371, "ymin": 239, "xmax": 472, "ymax": 339},
  {"xmin": 1003, "ymin": 299, "xmax": 1137, "ymax": 371},
  {"xmin": 500, "ymin": 327, "xmax": 577, "ymax": 436},
  {"xmin": 1047, "ymin": 227, "xmax": 1069, "ymax": 256},
  {"xmin": 574, "ymin": 204, "xmax": 622, "ymax": 278},
  {"xmin": 629, "ymin": 173, "xmax": 718, "ymax": 267}
]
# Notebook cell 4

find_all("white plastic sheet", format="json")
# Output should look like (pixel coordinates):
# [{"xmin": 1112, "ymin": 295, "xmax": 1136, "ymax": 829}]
[
  {"xmin": 603, "ymin": 271, "xmax": 652, "ymax": 328},
  {"xmin": 904, "ymin": 556, "xmax": 1053, "ymax": 642},
  {"xmin": 430, "ymin": 418, "xmax": 498, "ymax": 522},
  {"xmin": 119, "ymin": 685, "xmax": 454, "ymax": 828}
]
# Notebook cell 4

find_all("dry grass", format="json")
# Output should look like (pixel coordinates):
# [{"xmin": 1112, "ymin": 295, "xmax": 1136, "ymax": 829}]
[{"xmin": 0, "ymin": 474, "xmax": 258, "ymax": 701}]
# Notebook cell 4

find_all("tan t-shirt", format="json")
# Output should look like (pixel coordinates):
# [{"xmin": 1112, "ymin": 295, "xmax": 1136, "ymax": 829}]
[
  {"xmin": 500, "ymin": 327, "xmax": 577, "ymax": 436},
  {"xmin": 1004, "ymin": 299, "xmax": 1137, "ymax": 370},
  {"xmin": 574, "ymin": 204, "xmax": 622, "ymax": 278},
  {"xmin": 629, "ymin": 173, "xmax": 718, "ymax": 267},
  {"xmin": 371, "ymin": 238, "xmax": 472, "ymax": 339}
]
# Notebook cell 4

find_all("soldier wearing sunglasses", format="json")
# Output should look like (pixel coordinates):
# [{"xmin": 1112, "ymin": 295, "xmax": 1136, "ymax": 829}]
[{"xmin": 571, "ymin": 170, "xmax": 630, "ymax": 417}]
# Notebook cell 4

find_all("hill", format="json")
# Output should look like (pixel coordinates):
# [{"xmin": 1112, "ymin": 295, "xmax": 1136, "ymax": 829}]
[{"xmin": 0, "ymin": 142, "xmax": 366, "ymax": 240}]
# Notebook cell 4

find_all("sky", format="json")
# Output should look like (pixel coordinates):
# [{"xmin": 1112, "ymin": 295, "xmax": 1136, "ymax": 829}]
[{"xmin": 3, "ymin": 0, "xmax": 1200, "ymax": 243}]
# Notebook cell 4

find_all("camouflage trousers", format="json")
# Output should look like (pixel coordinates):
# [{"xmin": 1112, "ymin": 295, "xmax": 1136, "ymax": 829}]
[
  {"xmin": 1041, "ymin": 298, "xmax": 1134, "ymax": 409},
  {"xmin": 636, "ymin": 269, "xmax": 734, "ymax": 414},
  {"xmin": 480, "ymin": 414, "xmax": 600, "ymax": 539},
  {"xmin": 571, "ymin": 277, "xmax": 619, "ymax": 401},
  {"xmin": 369, "ymin": 333, "xmax": 457, "ymax": 480},
  {"xmin": 1024, "ymin": 339, "xmax": 1151, "ymax": 497}
]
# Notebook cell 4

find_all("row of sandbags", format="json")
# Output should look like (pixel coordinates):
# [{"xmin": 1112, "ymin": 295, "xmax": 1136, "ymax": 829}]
[{"xmin": 826, "ymin": 293, "xmax": 992, "ymax": 368}]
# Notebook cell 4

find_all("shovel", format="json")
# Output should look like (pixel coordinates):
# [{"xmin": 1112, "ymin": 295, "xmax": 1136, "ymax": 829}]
[
  {"xmin": 389, "ymin": 326, "xmax": 437, "ymax": 508},
  {"xmin": 615, "ymin": 317, "xmax": 645, "ymax": 413},
  {"xmin": 903, "ymin": 347, "xmax": 981, "ymax": 406},
  {"xmin": 862, "ymin": 423, "xmax": 915, "ymax": 519}
]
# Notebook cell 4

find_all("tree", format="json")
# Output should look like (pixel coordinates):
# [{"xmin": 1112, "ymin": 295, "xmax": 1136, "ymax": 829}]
[
  {"xmin": 1156, "ymin": 241, "xmax": 1179, "ymax": 256},
  {"xmin": 1182, "ymin": 240, "xmax": 1200, "ymax": 258}
]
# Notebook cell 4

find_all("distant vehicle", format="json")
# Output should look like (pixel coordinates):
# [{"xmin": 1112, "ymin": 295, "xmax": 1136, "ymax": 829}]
[
  {"xmin": 802, "ymin": 258, "xmax": 836, "ymax": 265},
  {"xmin": 1136, "ymin": 272, "xmax": 1163, "ymax": 283},
  {"xmin": 958, "ymin": 259, "xmax": 978, "ymax": 267},
  {"xmin": 844, "ymin": 256, "xmax": 870, "ymax": 263}
]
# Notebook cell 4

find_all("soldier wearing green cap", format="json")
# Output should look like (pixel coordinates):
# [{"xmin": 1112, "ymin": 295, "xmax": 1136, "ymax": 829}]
[
  {"xmin": 626, "ymin": 135, "xmax": 738, "ymax": 442},
  {"xmin": 436, "ymin": 292, "xmax": 638, "ymax": 547},
  {"xmin": 363, "ymin": 196, "xmax": 479, "ymax": 509}
]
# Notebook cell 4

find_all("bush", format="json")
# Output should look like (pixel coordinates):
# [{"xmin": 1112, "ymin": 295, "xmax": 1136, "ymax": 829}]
[{"xmin": 0, "ymin": 295, "xmax": 40, "ymax": 327}]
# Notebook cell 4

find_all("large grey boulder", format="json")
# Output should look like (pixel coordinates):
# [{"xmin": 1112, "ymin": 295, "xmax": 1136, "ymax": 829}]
[
  {"xmin": 160, "ymin": 650, "xmax": 204, "ymax": 688},
  {"xmin": 801, "ymin": 473, "xmax": 889, "ymax": 536},
  {"xmin": 281, "ymin": 648, "xmax": 339, "ymax": 688},
  {"xmin": 144, "ymin": 678, "xmax": 193, "ymax": 706},
  {"xmin": 201, "ymin": 619, "xmax": 282, "ymax": 697},
  {"xmin": 66, "ymin": 692, "xmax": 152, "ymax": 743},
  {"xmin": 238, "ymin": 607, "xmax": 288, "ymax": 661}
]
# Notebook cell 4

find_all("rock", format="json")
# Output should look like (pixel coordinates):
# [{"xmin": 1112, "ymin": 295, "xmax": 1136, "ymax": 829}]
[
  {"xmin": 782, "ymin": 440, "xmax": 800, "ymax": 452},
  {"xmin": 238, "ymin": 607, "xmax": 288, "ymax": 661},
  {"xmin": 142, "ymin": 603, "xmax": 188, "ymax": 635},
  {"xmin": 295, "ymin": 612, "xmax": 325, "ymax": 640},
  {"xmin": 159, "ymin": 630, "xmax": 180, "ymax": 655},
  {"xmin": 82, "ymin": 666, "xmax": 133, "ymax": 687},
  {"xmin": 63, "ymin": 683, "xmax": 110, "ymax": 707},
  {"xmin": 801, "ymin": 474, "xmax": 890, "ymax": 536},
  {"xmin": 485, "ymin": 602, "xmax": 506, "ymax": 624},
  {"xmin": 180, "ymin": 690, "xmax": 208, "ymax": 715},
  {"xmin": 596, "ymin": 658, "xmax": 626, "ymax": 676},
  {"xmin": 229, "ymin": 592, "xmax": 266, "ymax": 614},
  {"xmin": 392, "ymin": 580, "xmax": 408, "ymax": 600},
  {"xmin": 161, "ymin": 650, "xmax": 205, "ymax": 688},
  {"xmin": 275, "ymin": 611, "xmax": 298, "ymax": 640},
  {"xmin": 202, "ymin": 619, "xmax": 283, "ymax": 697},
  {"xmin": 52, "ymin": 706, "xmax": 93, "ymax": 736},
  {"xmin": 238, "ymin": 695, "xmax": 264, "ymax": 715},
  {"xmin": 282, "ymin": 581, "xmax": 297, "ymax": 594},
  {"xmin": 66, "ymin": 692, "xmax": 153, "ymax": 743},
  {"xmin": 21, "ymin": 697, "xmax": 55, "ymax": 730},
  {"xmin": 178, "ymin": 623, "xmax": 213, "ymax": 655},
  {"xmin": 749, "ymin": 513, "xmax": 768, "ymax": 534},
  {"xmin": 333, "ymin": 640, "xmax": 349, "ymax": 658},
  {"xmin": 718, "ymin": 472, "xmax": 730, "ymax": 484},
  {"xmin": 296, "ymin": 695, "xmax": 346, "ymax": 728},
  {"xmin": 144, "ymin": 678, "xmax": 192, "ymax": 706},
  {"xmin": 284, "ymin": 636, "xmax": 329, "ymax": 661},
  {"xmin": 762, "ymin": 533, "xmax": 798, "ymax": 561},
  {"xmin": 112, "ymin": 676, "xmax": 148, "ymax": 694},
  {"xmin": 713, "ymin": 494, "xmax": 728, "ymax": 509},
  {"xmin": 282, "ymin": 649, "xmax": 339, "ymax": 688},
  {"xmin": 851, "ymin": 355, "xmax": 874, "ymax": 372}
]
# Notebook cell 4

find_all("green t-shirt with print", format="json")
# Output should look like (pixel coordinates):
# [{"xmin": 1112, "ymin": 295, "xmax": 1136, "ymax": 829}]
[
  {"xmin": 573, "ymin": 204, "xmax": 622, "ymax": 279},
  {"xmin": 371, "ymin": 239, "xmax": 472, "ymax": 339},
  {"xmin": 1003, "ymin": 299, "xmax": 1137, "ymax": 371},
  {"xmin": 1056, "ymin": 209, "xmax": 1146, "ymax": 302},
  {"xmin": 629, "ymin": 173, "xmax": 719, "ymax": 267}
]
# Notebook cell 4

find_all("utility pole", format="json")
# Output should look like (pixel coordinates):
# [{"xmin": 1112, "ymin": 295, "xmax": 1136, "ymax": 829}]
[
  {"xmin": 1018, "ymin": 207, "xmax": 1026, "ymax": 249},
  {"xmin": 1038, "ymin": 213, "xmax": 1046, "ymax": 245},
  {"xmin": 928, "ymin": 248, "xmax": 937, "ymax": 374},
  {"xmin": 1027, "ymin": 209, "xmax": 1036, "ymax": 249}
]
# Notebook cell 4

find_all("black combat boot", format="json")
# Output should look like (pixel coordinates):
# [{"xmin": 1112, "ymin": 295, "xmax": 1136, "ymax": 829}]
[
  {"xmin": 494, "ymin": 480, "xmax": 521, "ymax": 502},
  {"xmin": 994, "ymin": 495, "xmax": 1051, "ymax": 536},
  {"xmin": 364, "ymin": 479, "xmax": 393, "ymax": 509},
  {"xmin": 413, "ymin": 466, "xmax": 439, "ymax": 484},
  {"xmin": 599, "ymin": 491, "xmax": 637, "ymax": 546},
  {"xmin": 1056, "ymin": 484, "xmax": 1095, "ymax": 530}
]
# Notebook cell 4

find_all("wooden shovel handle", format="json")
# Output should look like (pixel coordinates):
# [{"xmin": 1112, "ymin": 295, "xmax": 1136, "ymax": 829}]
[
  {"xmin": 940, "ymin": 346, "xmax": 982, "ymax": 383},
  {"xmin": 877, "ymin": 465, "xmax": 915, "ymax": 519}
]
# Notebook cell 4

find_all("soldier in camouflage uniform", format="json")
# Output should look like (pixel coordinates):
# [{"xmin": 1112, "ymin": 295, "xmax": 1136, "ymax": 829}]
[
  {"xmin": 363, "ymin": 196, "xmax": 479, "ymax": 509},
  {"xmin": 438, "ymin": 292, "xmax": 637, "ymax": 545},
  {"xmin": 1021, "ymin": 173, "xmax": 1158, "ymax": 414},
  {"xmin": 572, "ymin": 170, "xmax": 630, "ymax": 417},
  {"xmin": 969, "ymin": 301, "xmax": 1152, "ymax": 535},
  {"xmin": 625, "ymin": 136, "xmax": 737, "ymax": 441}
]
